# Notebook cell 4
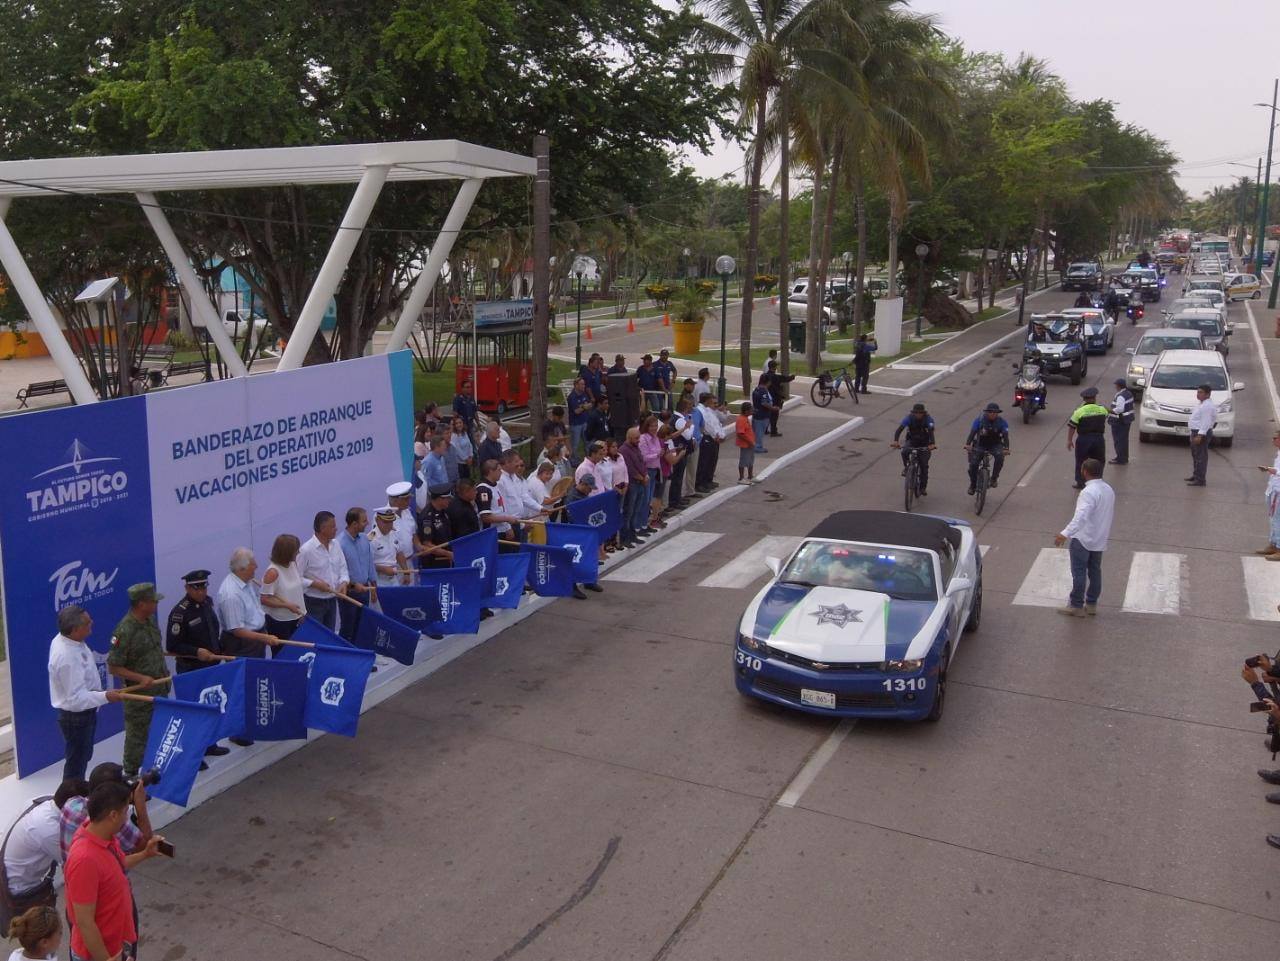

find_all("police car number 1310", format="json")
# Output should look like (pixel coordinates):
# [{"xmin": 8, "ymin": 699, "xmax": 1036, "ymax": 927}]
[{"xmin": 882, "ymin": 678, "xmax": 927, "ymax": 691}]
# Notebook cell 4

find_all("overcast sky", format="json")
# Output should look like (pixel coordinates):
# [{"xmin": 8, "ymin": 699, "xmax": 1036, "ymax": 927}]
[{"xmin": 682, "ymin": 0, "xmax": 1280, "ymax": 199}]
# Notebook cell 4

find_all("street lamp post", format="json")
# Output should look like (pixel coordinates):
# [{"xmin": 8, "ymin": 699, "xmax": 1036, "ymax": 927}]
[
  {"xmin": 570, "ymin": 255, "xmax": 597, "ymax": 371},
  {"xmin": 715, "ymin": 254, "xmax": 736, "ymax": 403},
  {"xmin": 1251, "ymin": 82, "xmax": 1278, "ymax": 303},
  {"xmin": 490, "ymin": 256, "xmax": 500, "ymax": 300},
  {"xmin": 913, "ymin": 243, "xmax": 929, "ymax": 340},
  {"xmin": 682, "ymin": 247, "xmax": 692, "ymax": 285},
  {"xmin": 842, "ymin": 251, "xmax": 853, "ymax": 331}
]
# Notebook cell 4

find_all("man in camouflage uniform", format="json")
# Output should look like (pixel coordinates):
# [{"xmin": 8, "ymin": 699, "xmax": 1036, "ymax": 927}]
[{"xmin": 107, "ymin": 583, "xmax": 172, "ymax": 776}]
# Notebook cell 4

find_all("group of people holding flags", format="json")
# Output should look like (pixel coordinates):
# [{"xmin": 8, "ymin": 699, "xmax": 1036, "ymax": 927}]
[{"xmin": 46, "ymin": 461, "xmax": 628, "ymax": 811}]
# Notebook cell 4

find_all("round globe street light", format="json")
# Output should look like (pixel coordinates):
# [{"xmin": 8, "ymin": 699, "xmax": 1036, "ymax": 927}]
[
  {"xmin": 842, "ymin": 251, "xmax": 854, "ymax": 329},
  {"xmin": 489, "ymin": 256, "xmax": 501, "ymax": 300},
  {"xmin": 914, "ymin": 243, "xmax": 930, "ymax": 340},
  {"xmin": 572, "ymin": 255, "xmax": 597, "ymax": 370},
  {"xmin": 715, "ymin": 254, "xmax": 736, "ymax": 403}
]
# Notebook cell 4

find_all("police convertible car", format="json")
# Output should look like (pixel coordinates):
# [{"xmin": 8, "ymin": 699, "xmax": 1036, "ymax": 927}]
[{"xmin": 734, "ymin": 511, "xmax": 981, "ymax": 722}]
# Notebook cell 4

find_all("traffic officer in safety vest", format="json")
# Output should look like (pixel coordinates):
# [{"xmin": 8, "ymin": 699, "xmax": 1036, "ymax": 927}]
[
  {"xmin": 1066, "ymin": 387, "xmax": 1109, "ymax": 489},
  {"xmin": 107, "ymin": 583, "xmax": 172, "ymax": 776},
  {"xmin": 165, "ymin": 570, "xmax": 231, "ymax": 766},
  {"xmin": 1108, "ymin": 377, "xmax": 1135, "ymax": 465}
]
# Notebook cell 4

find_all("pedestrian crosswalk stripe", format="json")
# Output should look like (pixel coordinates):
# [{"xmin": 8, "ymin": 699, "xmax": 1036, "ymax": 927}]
[
  {"xmin": 698, "ymin": 535, "xmax": 804, "ymax": 589},
  {"xmin": 604, "ymin": 531, "xmax": 723, "ymax": 584},
  {"xmin": 1121, "ymin": 551, "xmax": 1184, "ymax": 615},
  {"xmin": 1241, "ymin": 557, "xmax": 1280, "ymax": 621},
  {"xmin": 1011, "ymin": 547, "xmax": 1074, "ymax": 608}
]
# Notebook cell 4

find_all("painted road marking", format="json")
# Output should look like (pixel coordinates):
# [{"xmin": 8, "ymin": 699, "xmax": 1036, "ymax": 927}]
[
  {"xmin": 698, "ymin": 535, "xmax": 803, "ymax": 589},
  {"xmin": 1121, "ymin": 551, "xmax": 1185, "ymax": 616},
  {"xmin": 1012, "ymin": 548, "xmax": 1074, "ymax": 607},
  {"xmin": 1017, "ymin": 451, "xmax": 1050, "ymax": 488},
  {"xmin": 776, "ymin": 719, "xmax": 855, "ymax": 809},
  {"xmin": 1242, "ymin": 557, "xmax": 1280, "ymax": 622},
  {"xmin": 604, "ymin": 531, "xmax": 723, "ymax": 583}
]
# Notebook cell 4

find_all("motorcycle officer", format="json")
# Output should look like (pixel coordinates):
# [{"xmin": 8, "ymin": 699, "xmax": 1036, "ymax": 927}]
[
  {"xmin": 890, "ymin": 403, "xmax": 937, "ymax": 496},
  {"xmin": 1073, "ymin": 290, "xmax": 1094, "ymax": 308},
  {"xmin": 965, "ymin": 402, "xmax": 1011, "ymax": 494},
  {"xmin": 1103, "ymin": 283, "xmax": 1123, "ymax": 323}
]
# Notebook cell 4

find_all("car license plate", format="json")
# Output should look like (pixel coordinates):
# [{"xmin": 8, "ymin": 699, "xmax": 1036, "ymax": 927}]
[
  {"xmin": 801, "ymin": 688, "xmax": 836, "ymax": 709},
  {"xmin": 1174, "ymin": 425, "xmax": 1189, "ymax": 435}
]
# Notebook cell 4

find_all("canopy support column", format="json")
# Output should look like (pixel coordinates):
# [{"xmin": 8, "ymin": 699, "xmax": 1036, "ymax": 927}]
[
  {"xmin": 0, "ymin": 198, "xmax": 98, "ymax": 405},
  {"xmin": 137, "ymin": 192, "xmax": 249, "ymax": 378},
  {"xmin": 385, "ymin": 177, "xmax": 484, "ymax": 353},
  {"xmin": 278, "ymin": 164, "xmax": 389, "ymax": 371}
]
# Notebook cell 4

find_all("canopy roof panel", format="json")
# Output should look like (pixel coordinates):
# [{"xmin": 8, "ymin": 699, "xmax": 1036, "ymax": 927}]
[{"xmin": 0, "ymin": 140, "xmax": 535, "ymax": 198}]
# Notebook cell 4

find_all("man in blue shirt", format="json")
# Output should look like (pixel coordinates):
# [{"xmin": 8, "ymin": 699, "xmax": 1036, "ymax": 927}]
[
  {"xmin": 654, "ymin": 349, "xmax": 678, "ymax": 402},
  {"xmin": 451, "ymin": 380, "xmax": 478, "ymax": 437},
  {"xmin": 579, "ymin": 353, "xmax": 606, "ymax": 403},
  {"xmin": 338, "ymin": 507, "xmax": 377, "ymax": 641},
  {"xmin": 636, "ymin": 354, "xmax": 663, "ymax": 410},
  {"xmin": 567, "ymin": 377, "xmax": 594, "ymax": 464},
  {"xmin": 421, "ymin": 435, "xmax": 450, "ymax": 491},
  {"xmin": 890, "ymin": 403, "xmax": 936, "ymax": 495},
  {"xmin": 964, "ymin": 402, "xmax": 1011, "ymax": 494},
  {"xmin": 750, "ymin": 376, "xmax": 776, "ymax": 453}
]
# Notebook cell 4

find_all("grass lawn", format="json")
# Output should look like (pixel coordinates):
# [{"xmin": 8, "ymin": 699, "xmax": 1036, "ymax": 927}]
[
  {"xmin": 972, "ymin": 305, "xmax": 1012, "ymax": 323},
  {"xmin": 412, "ymin": 357, "xmax": 577, "ymax": 410}
]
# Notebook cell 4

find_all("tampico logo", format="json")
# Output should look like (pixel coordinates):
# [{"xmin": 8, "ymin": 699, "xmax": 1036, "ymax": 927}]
[
  {"xmin": 255, "ymin": 676, "xmax": 285, "ymax": 727},
  {"xmin": 198, "ymin": 684, "xmax": 227, "ymax": 714},
  {"xmin": 25, "ymin": 439, "xmax": 129, "ymax": 518},
  {"xmin": 534, "ymin": 551, "xmax": 551, "ymax": 584},
  {"xmin": 588, "ymin": 510, "xmax": 607, "ymax": 527},
  {"xmin": 320, "ymin": 676, "xmax": 345, "ymax": 706},
  {"xmin": 49, "ymin": 560, "xmax": 119, "ymax": 611},
  {"xmin": 437, "ymin": 583, "xmax": 461, "ymax": 621},
  {"xmin": 152, "ymin": 716, "xmax": 185, "ymax": 772}
]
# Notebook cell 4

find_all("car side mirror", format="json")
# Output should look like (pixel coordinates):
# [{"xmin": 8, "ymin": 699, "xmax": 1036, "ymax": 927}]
[
  {"xmin": 1234, "ymin": 382, "xmax": 1246, "ymax": 392},
  {"xmin": 1135, "ymin": 377, "xmax": 1146, "ymax": 387},
  {"xmin": 1125, "ymin": 347, "xmax": 1136, "ymax": 355},
  {"xmin": 946, "ymin": 577, "xmax": 973, "ymax": 596},
  {"xmin": 765, "ymin": 556, "xmax": 781, "ymax": 576}
]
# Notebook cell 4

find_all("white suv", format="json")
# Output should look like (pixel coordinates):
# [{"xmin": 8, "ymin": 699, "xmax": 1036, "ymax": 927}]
[{"xmin": 1137, "ymin": 348, "xmax": 1243, "ymax": 447}]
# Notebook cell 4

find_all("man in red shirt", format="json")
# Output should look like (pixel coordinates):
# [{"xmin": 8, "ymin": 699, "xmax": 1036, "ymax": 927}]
[{"xmin": 65, "ymin": 782, "xmax": 165, "ymax": 961}]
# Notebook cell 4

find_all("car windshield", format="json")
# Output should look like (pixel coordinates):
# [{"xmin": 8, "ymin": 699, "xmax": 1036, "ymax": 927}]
[
  {"xmin": 1150, "ymin": 364, "xmax": 1228, "ymax": 391},
  {"xmin": 1189, "ymin": 281, "xmax": 1220, "ymax": 290},
  {"xmin": 1138, "ymin": 336, "xmax": 1202, "ymax": 353},
  {"xmin": 781, "ymin": 541, "xmax": 938, "ymax": 601},
  {"xmin": 1069, "ymin": 263, "xmax": 1096, "ymax": 273},
  {"xmin": 1167, "ymin": 316, "xmax": 1223, "ymax": 335}
]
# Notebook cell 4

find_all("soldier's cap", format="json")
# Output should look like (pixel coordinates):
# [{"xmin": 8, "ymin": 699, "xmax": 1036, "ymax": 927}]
[
  {"xmin": 127, "ymin": 583, "xmax": 163, "ymax": 603},
  {"xmin": 181, "ymin": 570, "xmax": 211, "ymax": 587},
  {"xmin": 374, "ymin": 505, "xmax": 398, "ymax": 518},
  {"xmin": 1080, "ymin": 387, "xmax": 1099, "ymax": 398},
  {"xmin": 578, "ymin": 473, "xmax": 597, "ymax": 489},
  {"xmin": 1113, "ymin": 377, "xmax": 1126, "ymax": 387},
  {"xmin": 428, "ymin": 483, "xmax": 453, "ymax": 499},
  {"xmin": 386, "ymin": 481, "xmax": 413, "ymax": 499}
]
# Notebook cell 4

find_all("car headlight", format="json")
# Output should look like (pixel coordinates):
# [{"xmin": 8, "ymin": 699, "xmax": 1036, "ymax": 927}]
[
  {"xmin": 1128, "ymin": 364, "xmax": 1144, "ymax": 375},
  {"xmin": 883, "ymin": 658, "xmax": 924, "ymax": 672},
  {"xmin": 1142, "ymin": 395, "xmax": 1156, "ymax": 409},
  {"xmin": 738, "ymin": 633, "xmax": 769, "ymax": 655}
]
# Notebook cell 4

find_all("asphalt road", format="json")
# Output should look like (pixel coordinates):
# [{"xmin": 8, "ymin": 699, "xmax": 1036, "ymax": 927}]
[{"xmin": 132, "ymin": 279, "xmax": 1280, "ymax": 960}]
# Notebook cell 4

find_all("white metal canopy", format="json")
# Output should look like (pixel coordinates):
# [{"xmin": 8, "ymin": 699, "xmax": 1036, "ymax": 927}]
[{"xmin": 0, "ymin": 140, "xmax": 534, "ymax": 403}]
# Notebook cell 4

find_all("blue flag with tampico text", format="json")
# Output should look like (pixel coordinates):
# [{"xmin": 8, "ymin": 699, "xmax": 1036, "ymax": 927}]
[
  {"xmin": 482, "ymin": 553, "xmax": 530, "ymax": 609},
  {"xmin": 545, "ymin": 524, "xmax": 601, "ymax": 584},
  {"xmin": 242, "ymin": 659, "xmax": 308, "ymax": 742},
  {"xmin": 449, "ymin": 527, "xmax": 498, "ymax": 598},
  {"xmin": 565, "ymin": 489, "xmax": 622, "ymax": 539},
  {"xmin": 139, "ymin": 697, "xmax": 222, "ymax": 807},
  {"xmin": 171, "ymin": 660, "xmax": 246, "ymax": 741},
  {"xmin": 302, "ymin": 643, "xmax": 376, "ymax": 737},
  {"xmin": 518, "ymin": 543, "xmax": 576, "ymax": 596},
  {"xmin": 415, "ymin": 568, "xmax": 482, "ymax": 635},
  {"xmin": 352, "ymin": 603, "xmax": 421, "ymax": 666}
]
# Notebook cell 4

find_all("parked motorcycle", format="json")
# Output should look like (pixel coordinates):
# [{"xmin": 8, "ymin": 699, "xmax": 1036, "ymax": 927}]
[{"xmin": 1011, "ymin": 362, "xmax": 1046, "ymax": 424}]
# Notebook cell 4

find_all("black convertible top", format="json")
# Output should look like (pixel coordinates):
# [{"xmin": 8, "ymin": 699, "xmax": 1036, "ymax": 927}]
[{"xmin": 806, "ymin": 510, "xmax": 961, "ymax": 554}]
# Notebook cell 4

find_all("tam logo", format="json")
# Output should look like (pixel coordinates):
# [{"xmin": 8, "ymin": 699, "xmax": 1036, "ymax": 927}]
[
  {"xmin": 299, "ymin": 651, "xmax": 316, "ymax": 678},
  {"xmin": 49, "ymin": 560, "xmax": 119, "ymax": 611},
  {"xmin": 470, "ymin": 557, "xmax": 487, "ymax": 579},
  {"xmin": 198, "ymin": 684, "xmax": 227, "ymax": 714},
  {"xmin": 320, "ymin": 676, "xmax": 345, "ymax": 706}
]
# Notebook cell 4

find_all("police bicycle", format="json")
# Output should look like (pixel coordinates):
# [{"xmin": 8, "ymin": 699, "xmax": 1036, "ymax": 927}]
[
  {"xmin": 901, "ymin": 445, "xmax": 933, "ymax": 513},
  {"xmin": 967, "ymin": 448, "xmax": 993, "ymax": 515},
  {"xmin": 811, "ymin": 367, "xmax": 859, "ymax": 407}
]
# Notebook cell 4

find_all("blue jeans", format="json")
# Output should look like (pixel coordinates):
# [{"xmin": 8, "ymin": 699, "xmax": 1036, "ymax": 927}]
[
  {"xmin": 58, "ymin": 709, "xmax": 97, "ymax": 782},
  {"xmin": 569, "ymin": 423, "xmax": 586, "ymax": 464},
  {"xmin": 623, "ymin": 482, "xmax": 647, "ymax": 542},
  {"xmin": 753, "ymin": 416, "xmax": 770, "ymax": 451},
  {"xmin": 1270, "ymin": 494, "xmax": 1280, "ymax": 547},
  {"xmin": 1068, "ymin": 538, "xmax": 1103, "ymax": 607},
  {"xmin": 304, "ymin": 595, "xmax": 338, "ymax": 630}
]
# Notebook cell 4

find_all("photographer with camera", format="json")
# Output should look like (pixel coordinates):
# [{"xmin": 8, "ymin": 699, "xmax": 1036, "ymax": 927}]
[
  {"xmin": 0, "ymin": 778, "xmax": 87, "ymax": 932},
  {"xmin": 58, "ymin": 765, "xmax": 152, "ymax": 866}
]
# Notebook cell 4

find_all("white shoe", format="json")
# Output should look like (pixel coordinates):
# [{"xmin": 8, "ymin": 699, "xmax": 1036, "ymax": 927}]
[{"xmin": 738, "ymin": 478, "xmax": 751, "ymax": 485}]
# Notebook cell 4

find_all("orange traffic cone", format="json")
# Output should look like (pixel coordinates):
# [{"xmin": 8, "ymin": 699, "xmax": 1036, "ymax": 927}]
[
  {"xmin": 627, "ymin": 317, "xmax": 636, "ymax": 333},
  {"xmin": 585, "ymin": 324, "xmax": 593, "ymax": 340},
  {"xmin": 771, "ymin": 296, "xmax": 777, "ymax": 306},
  {"xmin": 662, "ymin": 313, "xmax": 670, "ymax": 327}
]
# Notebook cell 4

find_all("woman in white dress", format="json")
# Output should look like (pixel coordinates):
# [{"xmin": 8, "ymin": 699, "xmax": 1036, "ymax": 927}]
[{"xmin": 259, "ymin": 533, "xmax": 306, "ymax": 640}]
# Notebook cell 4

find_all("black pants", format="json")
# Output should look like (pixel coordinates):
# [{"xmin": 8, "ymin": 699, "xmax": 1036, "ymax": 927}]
[
  {"xmin": 1110, "ymin": 418, "xmax": 1131, "ymax": 464},
  {"xmin": 264, "ymin": 614, "xmax": 299, "ymax": 640},
  {"xmin": 902, "ymin": 446, "xmax": 931, "ymax": 491},
  {"xmin": 1190, "ymin": 430, "xmax": 1212, "ymax": 482},
  {"xmin": 58, "ymin": 709, "xmax": 96, "ymax": 782},
  {"xmin": 696, "ymin": 438, "xmax": 720, "ymax": 489},
  {"xmin": 669, "ymin": 456, "xmax": 687, "ymax": 506},
  {"xmin": 1074, "ymin": 434, "xmax": 1105, "ymax": 485},
  {"xmin": 304, "ymin": 595, "xmax": 338, "ymax": 631},
  {"xmin": 768, "ymin": 407, "xmax": 780, "ymax": 434},
  {"xmin": 853, "ymin": 365, "xmax": 870, "ymax": 393},
  {"xmin": 967, "ymin": 449, "xmax": 1004, "ymax": 487}
]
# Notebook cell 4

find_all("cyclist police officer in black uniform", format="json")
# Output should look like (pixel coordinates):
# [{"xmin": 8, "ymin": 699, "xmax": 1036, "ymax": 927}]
[
  {"xmin": 891, "ymin": 403, "xmax": 937, "ymax": 496},
  {"xmin": 965, "ymin": 402, "xmax": 1011, "ymax": 494}
]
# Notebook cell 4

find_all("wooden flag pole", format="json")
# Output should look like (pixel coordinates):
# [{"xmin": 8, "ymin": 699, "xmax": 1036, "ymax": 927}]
[
  {"xmin": 118, "ymin": 692, "xmax": 155, "ymax": 704},
  {"xmin": 272, "ymin": 639, "xmax": 317, "ymax": 649},
  {"xmin": 116, "ymin": 677, "xmax": 172, "ymax": 695},
  {"xmin": 164, "ymin": 653, "xmax": 236, "ymax": 662}
]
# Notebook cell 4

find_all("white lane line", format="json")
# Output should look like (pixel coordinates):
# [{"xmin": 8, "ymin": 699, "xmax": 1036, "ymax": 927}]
[
  {"xmin": 1017, "ymin": 451, "xmax": 1050, "ymax": 488},
  {"xmin": 776, "ymin": 719, "xmax": 855, "ymax": 809},
  {"xmin": 1242, "ymin": 557, "xmax": 1280, "ymax": 621},
  {"xmin": 1121, "ymin": 551, "xmax": 1185, "ymax": 615},
  {"xmin": 1012, "ymin": 548, "xmax": 1074, "ymax": 607},
  {"xmin": 604, "ymin": 531, "xmax": 723, "ymax": 583},
  {"xmin": 979, "ymin": 544, "xmax": 993, "ymax": 557},
  {"xmin": 1245, "ymin": 300, "xmax": 1280, "ymax": 424},
  {"xmin": 699, "ymin": 535, "xmax": 803, "ymax": 588}
]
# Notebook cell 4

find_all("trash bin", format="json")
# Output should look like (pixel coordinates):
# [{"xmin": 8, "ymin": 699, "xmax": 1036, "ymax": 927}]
[{"xmin": 788, "ymin": 319, "xmax": 805, "ymax": 353}]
